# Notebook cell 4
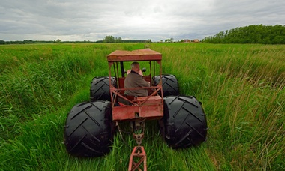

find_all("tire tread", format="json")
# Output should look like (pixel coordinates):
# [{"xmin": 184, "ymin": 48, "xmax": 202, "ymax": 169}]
[
  {"xmin": 162, "ymin": 96, "xmax": 207, "ymax": 148},
  {"xmin": 90, "ymin": 76, "xmax": 116, "ymax": 101},
  {"xmin": 152, "ymin": 74, "xmax": 179, "ymax": 97},
  {"xmin": 64, "ymin": 101, "xmax": 113, "ymax": 157}
]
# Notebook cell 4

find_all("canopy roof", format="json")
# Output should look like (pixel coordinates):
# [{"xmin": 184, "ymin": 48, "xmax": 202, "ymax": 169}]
[{"xmin": 107, "ymin": 49, "xmax": 162, "ymax": 62}]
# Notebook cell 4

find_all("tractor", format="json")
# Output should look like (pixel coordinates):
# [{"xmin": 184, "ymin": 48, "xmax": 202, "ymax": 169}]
[{"xmin": 64, "ymin": 49, "xmax": 208, "ymax": 170}]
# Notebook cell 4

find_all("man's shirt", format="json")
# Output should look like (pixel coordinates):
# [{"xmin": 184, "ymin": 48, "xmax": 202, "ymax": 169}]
[{"xmin": 124, "ymin": 70, "xmax": 149, "ymax": 97}]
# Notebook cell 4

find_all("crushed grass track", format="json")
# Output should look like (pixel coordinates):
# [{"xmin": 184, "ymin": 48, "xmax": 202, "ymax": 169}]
[{"xmin": 0, "ymin": 43, "xmax": 284, "ymax": 170}]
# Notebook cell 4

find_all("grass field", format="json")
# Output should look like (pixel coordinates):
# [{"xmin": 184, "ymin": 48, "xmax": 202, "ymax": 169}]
[{"xmin": 0, "ymin": 43, "xmax": 284, "ymax": 170}]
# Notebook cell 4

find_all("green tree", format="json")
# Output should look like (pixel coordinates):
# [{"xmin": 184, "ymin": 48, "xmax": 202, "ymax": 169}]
[
  {"xmin": 115, "ymin": 37, "xmax": 122, "ymax": 43},
  {"xmin": 165, "ymin": 38, "xmax": 174, "ymax": 43},
  {"xmin": 103, "ymin": 36, "xmax": 115, "ymax": 43},
  {"xmin": 202, "ymin": 25, "xmax": 285, "ymax": 44}
]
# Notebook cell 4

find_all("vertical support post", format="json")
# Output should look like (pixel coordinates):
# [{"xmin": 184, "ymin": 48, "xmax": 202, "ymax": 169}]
[
  {"xmin": 157, "ymin": 61, "xmax": 163, "ymax": 98},
  {"xmin": 109, "ymin": 62, "xmax": 114, "ymax": 106},
  {"xmin": 120, "ymin": 61, "xmax": 124, "ymax": 78}
]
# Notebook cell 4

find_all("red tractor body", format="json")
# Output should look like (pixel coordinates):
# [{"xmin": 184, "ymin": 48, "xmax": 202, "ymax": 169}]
[{"xmin": 107, "ymin": 49, "xmax": 164, "ymax": 121}]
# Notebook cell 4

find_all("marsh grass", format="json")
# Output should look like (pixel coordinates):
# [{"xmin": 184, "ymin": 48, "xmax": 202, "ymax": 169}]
[
  {"xmin": 0, "ymin": 43, "xmax": 284, "ymax": 170},
  {"xmin": 153, "ymin": 43, "xmax": 284, "ymax": 170}
]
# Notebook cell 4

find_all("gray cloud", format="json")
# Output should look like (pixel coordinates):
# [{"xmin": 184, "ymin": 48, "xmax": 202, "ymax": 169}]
[{"xmin": 0, "ymin": 0, "xmax": 284, "ymax": 41}]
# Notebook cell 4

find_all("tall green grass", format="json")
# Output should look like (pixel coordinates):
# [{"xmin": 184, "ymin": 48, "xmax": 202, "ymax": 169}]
[
  {"xmin": 0, "ymin": 43, "xmax": 284, "ymax": 170},
  {"xmin": 153, "ymin": 43, "xmax": 284, "ymax": 170}
]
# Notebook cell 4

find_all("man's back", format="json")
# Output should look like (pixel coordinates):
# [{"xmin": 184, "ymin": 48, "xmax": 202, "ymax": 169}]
[{"xmin": 124, "ymin": 71, "xmax": 149, "ymax": 97}]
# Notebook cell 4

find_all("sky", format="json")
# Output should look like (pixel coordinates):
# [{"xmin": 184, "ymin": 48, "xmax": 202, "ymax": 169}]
[{"xmin": 0, "ymin": 0, "xmax": 284, "ymax": 42}]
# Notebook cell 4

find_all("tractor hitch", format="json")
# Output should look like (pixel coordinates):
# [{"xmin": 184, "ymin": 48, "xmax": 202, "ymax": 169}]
[
  {"xmin": 128, "ymin": 120, "xmax": 147, "ymax": 171},
  {"xmin": 128, "ymin": 146, "xmax": 147, "ymax": 171}
]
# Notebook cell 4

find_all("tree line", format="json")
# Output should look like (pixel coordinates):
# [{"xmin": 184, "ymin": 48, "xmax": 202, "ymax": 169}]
[
  {"xmin": 0, "ymin": 39, "xmax": 94, "ymax": 44},
  {"xmin": 96, "ymin": 35, "xmax": 151, "ymax": 43},
  {"xmin": 2, "ymin": 25, "xmax": 284, "ymax": 45},
  {"xmin": 202, "ymin": 25, "xmax": 285, "ymax": 44},
  {"xmin": 0, "ymin": 36, "xmax": 151, "ymax": 45}
]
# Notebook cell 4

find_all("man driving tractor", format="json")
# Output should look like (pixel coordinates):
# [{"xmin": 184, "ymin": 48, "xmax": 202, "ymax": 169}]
[{"xmin": 124, "ymin": 62, "xmax": 150, "ymax": 97}]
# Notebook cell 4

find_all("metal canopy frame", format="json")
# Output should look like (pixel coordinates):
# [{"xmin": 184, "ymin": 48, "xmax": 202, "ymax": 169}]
[{"xmin": 107, "ymin": 49, "xmax": 163, "ymax": 121}]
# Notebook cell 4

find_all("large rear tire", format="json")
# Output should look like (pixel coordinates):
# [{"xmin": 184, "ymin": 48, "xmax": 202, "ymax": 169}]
[
  {"xmin": 64, "ymin": 101, "xmax": 114, "ymax": 157},
  {"xmin": 161, "ymin": 96, "xmax": 207, "ymax": 148},
  {"xmin": 152, "ymin": 74, "xmax": 179, "ymax": 97},
  {"xmin": 90, "ymin": 76, "xmax": 116, "ymax": 102}
]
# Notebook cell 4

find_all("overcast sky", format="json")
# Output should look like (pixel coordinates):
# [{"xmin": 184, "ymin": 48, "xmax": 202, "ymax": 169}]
[{"xmin": 0, "ymin": 0, "xmax": 284, "ymax": 41}]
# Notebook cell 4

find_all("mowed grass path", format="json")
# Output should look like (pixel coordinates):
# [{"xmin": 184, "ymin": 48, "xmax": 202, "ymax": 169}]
[{"xmin": 0, "ymin": 43, "xmax": 284, "ymax": 170}]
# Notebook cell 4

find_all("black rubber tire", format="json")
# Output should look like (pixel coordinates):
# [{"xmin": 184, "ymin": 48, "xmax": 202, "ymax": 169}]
[
  {"xmin": 90, "ymin": 76, "xmax": 116, "ymax": 102},
  {"xmin": 152, "ymin": 74, "xmax": 179, "ymax": 97},
  {"xmin": 64, "ymin": 101, "xmax": 114, "ymax": 157},
  {"xmin": 161, "ymin": 96, "xmax": 207, "ymax": 148}
]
